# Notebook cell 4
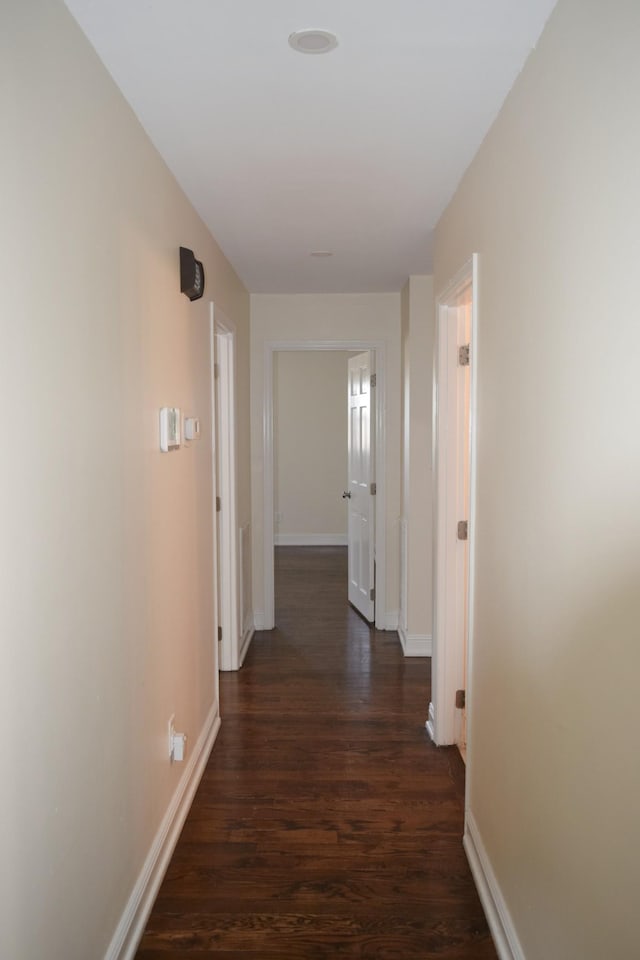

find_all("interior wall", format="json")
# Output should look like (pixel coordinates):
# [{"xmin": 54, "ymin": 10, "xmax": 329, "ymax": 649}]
[
  {"xmin": 274, "ymin": 351, "xmax": 350, "ymax": 543},
  {"xmin": 434, "ymin": 0, "xmax": 640, "ymax": 956},
  {"xmin": 400, "ymin": 276, "xmax": 434, "ymax": 645},
  {"xmin": 250, "ymin": 293, "xmax": 402, "ymax": 627},
  {"xmin": 0, "ymin": 3, "xmax": 250, "ymax": 958}
]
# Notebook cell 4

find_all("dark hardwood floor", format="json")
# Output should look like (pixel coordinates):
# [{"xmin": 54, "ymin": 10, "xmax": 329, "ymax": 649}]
[{"xmin": 135, "ymin": 546, "xmax": 496, "ymax": 959}]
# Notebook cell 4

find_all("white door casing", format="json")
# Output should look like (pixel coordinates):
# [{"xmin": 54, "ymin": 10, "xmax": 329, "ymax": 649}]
[
  {"xmin": 347, "ymin": 351, "xmax": 375, "ymax": 621},
  {"xmin": 261, "ymin": 340, "xmax": 387, "ymax": 631},
  {"xmin": 429, "ymin": 256, "xmax": 478, "ymax": 756}
]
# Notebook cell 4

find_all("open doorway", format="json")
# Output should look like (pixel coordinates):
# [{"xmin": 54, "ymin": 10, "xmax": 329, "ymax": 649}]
[
  {"xmin": 211, "ymin": 303, "xmax": 252, "ymax": 672},
  {"xmin": 428, "ymin": 255, "xmax": 478, "ymax": 759},
  {"xmin": 273, "ymin": 349, "xmax": 353, "ymax": 618},
  {"xmin": 271, "ymin": 349, "xmax": 378, "ymax": 625},
  {"xmin": 262, "ymin": 340, "xmax": 388, "ymax": 631}
]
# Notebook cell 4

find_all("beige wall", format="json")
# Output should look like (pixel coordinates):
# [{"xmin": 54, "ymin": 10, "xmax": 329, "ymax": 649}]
[
  {"xmin": 400, "ymin": 276, "xmax": 434, "ymax": 642},
  {"xmin": 435, "ymin": 0, "xmax": 640, "ymax": 956},
  {"xmin": 0, "ymin": 3, "xmax": 250, "ymax": 958},
  {"xmin": 274, "ymin": 352, "xmax": 350, "ymax": 542},
  {"xmin": 251, "ymin": 293, "xmax": 401, "ymax": 626}
]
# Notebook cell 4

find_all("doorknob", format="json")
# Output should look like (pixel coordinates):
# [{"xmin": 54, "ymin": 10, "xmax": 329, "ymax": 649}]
[{"xmin": 342, "ymin": 490, "xmax": 351, "ymax": 499}]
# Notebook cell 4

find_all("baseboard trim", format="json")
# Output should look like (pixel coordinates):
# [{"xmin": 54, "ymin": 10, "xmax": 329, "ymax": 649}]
[
  {"xmin": 398, "ymin": 627, "xmax": 432, "ymax": 657},
  {"xmin": 464, "ymin": 812, "xmax": 525, "ymax": 960},
  {"xmin": 253, "ymin": 609, "xmax": 266, "ymax": 630},
  {"xmin": 274, "ymin": 534, "xmax": 347, "ymax": 546},
  {"xmin": 104, "ymin": 704, "xmax": 221, "ymax": 960}
]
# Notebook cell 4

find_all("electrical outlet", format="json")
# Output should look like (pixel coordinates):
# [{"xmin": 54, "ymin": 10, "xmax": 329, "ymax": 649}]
[{"xmin": 168, "ymin": 714, "xmax": 175, "ymax": 761}]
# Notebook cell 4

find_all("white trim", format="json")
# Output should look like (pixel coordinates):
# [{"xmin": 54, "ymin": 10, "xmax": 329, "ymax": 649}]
[
  {"xmin": 238, "ymin": 523, "xmax": 253, "ymax": 667},
  {"xmin": 464, "ymin": 254, "xmax": 480, "ymax": 810},
  {"xmin": 383, "ymin": 609, "xmax": 399, "ymax": 631},
  {"xmin": 464, "ymin": 812, "xmax": 524, "ymax": 960},
  {"xmin": 398, "ymin": 629, "xmax": 433, "ymax": 657},
  {"xmin": 238, "ymin": 623, "xmax": 254, "ymax": 668},
  {"xmin": 275, "ymin": 533, "xmax": 347, "ymax": 546},
  {"xmin": 263, "ymin": 340, "xmax": 388, "ymax": 631},
  {"xmin": 399, "ymin": 518, "xmax": 408, "ymax": 634},
  {"xmin": 104, "ymin": 705, "xmax": 221, "ymax": 960},
  {"xmin": 253, "ymin": 609, "xmax": 266, "ymax": 631}
]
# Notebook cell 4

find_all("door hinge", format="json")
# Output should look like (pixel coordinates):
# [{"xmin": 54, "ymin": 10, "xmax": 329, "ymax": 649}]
[
  {"xmin": 458, "ymin": 344, "xmax": 470, "ymax": 366},
  {"xmin": 214, "ymin": 362, "xmax": 220, "ymax": 380},
  {"xmin": 369, "ymin": 587, "xmax": 376, "ymax": 602},
  {"xmin": 370, "ymin": 482, "xmax": 377, "ymax": 495},
  {"xmin": 217, "ymin": 625, "xmax": 222, "ymax": 643},
  {"xmin": 216, "ymin": 496, "xmax": 221, "ymax": 512},
  {"xmin": 455, "ymin": 689, "xmax": 466, "ymax": 709},
  {"xmin": 370, "ymin": 373, "xmax": 377, "ymax": 388},
  {"xmin": 457, "ymin": 520, "xmax": 468, "ymax": 541}
]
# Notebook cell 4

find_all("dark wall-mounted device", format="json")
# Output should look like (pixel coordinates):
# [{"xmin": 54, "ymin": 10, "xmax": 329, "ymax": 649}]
[{"xmin": 180, "ymin": 246, "xmax": 205, "ymax": 301}]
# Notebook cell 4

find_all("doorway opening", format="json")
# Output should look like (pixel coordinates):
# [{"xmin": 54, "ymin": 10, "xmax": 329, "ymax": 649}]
[
  {"xmin": 428, "ymin": 255, "xmax": 478, "ymax": 760},
  {"xmin": 211, "ymin": 303, "xmax": 251, "ymax": 672},
  {"xmin": 262, "ymin": 340, "xmax": 387, "ymax": 631}
]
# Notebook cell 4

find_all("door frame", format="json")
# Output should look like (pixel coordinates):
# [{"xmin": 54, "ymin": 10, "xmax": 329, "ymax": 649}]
[
  {"xmin": 428, "ymin": 255, "xmax": 478, "ymax": 750},
  {"xmin": 262, "ymin": 339, "xmax": 387, "ymax": 630},
  {"xmin": 210, "ymin": 303, "xmax": 241, "ymax": 671}
]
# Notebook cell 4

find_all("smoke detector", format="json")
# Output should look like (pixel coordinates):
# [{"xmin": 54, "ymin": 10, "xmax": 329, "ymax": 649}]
[{"xmin": 288, "ymin": 30, "xmax": 338, "ymax": 55}]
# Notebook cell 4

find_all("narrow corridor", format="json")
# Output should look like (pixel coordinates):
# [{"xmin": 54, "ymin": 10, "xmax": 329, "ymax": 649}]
[{"xmin": 136, "ymin": 547, "xmax": 496, "ymax": 958}]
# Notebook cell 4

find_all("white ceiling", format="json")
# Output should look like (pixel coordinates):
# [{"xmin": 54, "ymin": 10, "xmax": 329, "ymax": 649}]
[{"xmin": 64, "ymin": 0, "xmax": 557, "ymax": 293}]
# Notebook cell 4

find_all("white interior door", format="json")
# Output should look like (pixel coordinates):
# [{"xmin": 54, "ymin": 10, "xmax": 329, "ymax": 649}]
[
  {"xmin": 429, "ymin": 255, "xmax": 477, "ymax": 753},
  {"xmin": 214, "ymin": 319, "xmax": 240, "ymax": 671},
  {"xmin": 454, "ymin": 299, "xmax": 471, "ymax": 759},
  {"xmin": 347, "ymin": 351, "xmax": 375, "ymax": 622}
]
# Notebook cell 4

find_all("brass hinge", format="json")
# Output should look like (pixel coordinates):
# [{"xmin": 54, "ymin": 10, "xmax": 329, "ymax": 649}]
[
  {"xmin": 216, "ymin": 496, "xmax": 221, "ymax": 512},
  {"xmin": 370, "ymin": 373, "xmax": 377, "ymax": 388},
  {"xmin": 457, "ymin": 520, "xmax": 468, "ymax": 541},
  {"xmin": 369, "ymin": 587, "xmax": 376, "ymax": 602},
  {"xmin": 458, "ymin": 344, "xmax": 470, "ymax": 366},
  {"xmin": 217, "ymin": 625, "xmax": 222, "ymax": 643},
  {"xmin": 455, "ymin": 689, "xmax": 466, "ymax": 709},
  {"xmin": 370, "ymin": 482, "xmax": 377, "ymax": 495}
]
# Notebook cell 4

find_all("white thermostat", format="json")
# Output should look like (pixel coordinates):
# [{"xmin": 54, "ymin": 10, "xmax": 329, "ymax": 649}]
[
  {"xmin": 159, "ymin": 407, "xmax": 181, "ymax": 452},
  {"xmin": 184, "ymin": 416, "xmax": 200, "ymax": 441}
]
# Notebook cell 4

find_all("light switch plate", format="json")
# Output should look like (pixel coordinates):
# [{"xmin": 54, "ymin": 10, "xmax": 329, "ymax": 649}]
[{"xmin": 159, "ymin": 407, "xmax": 181, "ymax": 452}]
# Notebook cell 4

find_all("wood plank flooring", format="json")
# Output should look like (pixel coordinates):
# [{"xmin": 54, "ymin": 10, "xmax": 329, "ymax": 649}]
[{"xmin": 135, "ymin": 546, "xmax": 497, "ymax": 959}]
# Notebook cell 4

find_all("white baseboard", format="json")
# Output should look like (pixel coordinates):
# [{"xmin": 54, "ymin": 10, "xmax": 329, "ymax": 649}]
[
  {"xmin": 104, "ymin": 704, "xmax": 221, "ymax": 960},
  {"xmin": 398, "ymin": 627, "xmax": 432, "ymax": 657},
  {"xmin": 253, "ymin": 609, "xmax": 266, "ymax": 630},
  {"xmin": 464, "ymin": 812, "xmax": 525, "ymax": 960},
  {"xmin": 238, "ymin": 619, "xmax": 254, "ymax": 667},
  {"xmin": 274, "ymin": 533, "xmax": 347, "ymax": 546},
  {"xmin": 425, "ymin": 700, "xmax": 436, "ymax": 742}
]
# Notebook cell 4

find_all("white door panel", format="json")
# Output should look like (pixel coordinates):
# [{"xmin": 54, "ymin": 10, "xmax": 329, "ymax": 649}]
[{"xmin": 347, "ymin": 352, "xmax": 375, "ymax": 621}]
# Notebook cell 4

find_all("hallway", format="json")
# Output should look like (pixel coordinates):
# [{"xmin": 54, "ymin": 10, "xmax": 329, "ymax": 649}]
[{"xmin": 136, "ymin": 547, "xmax": 496, "ymax": 958}]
